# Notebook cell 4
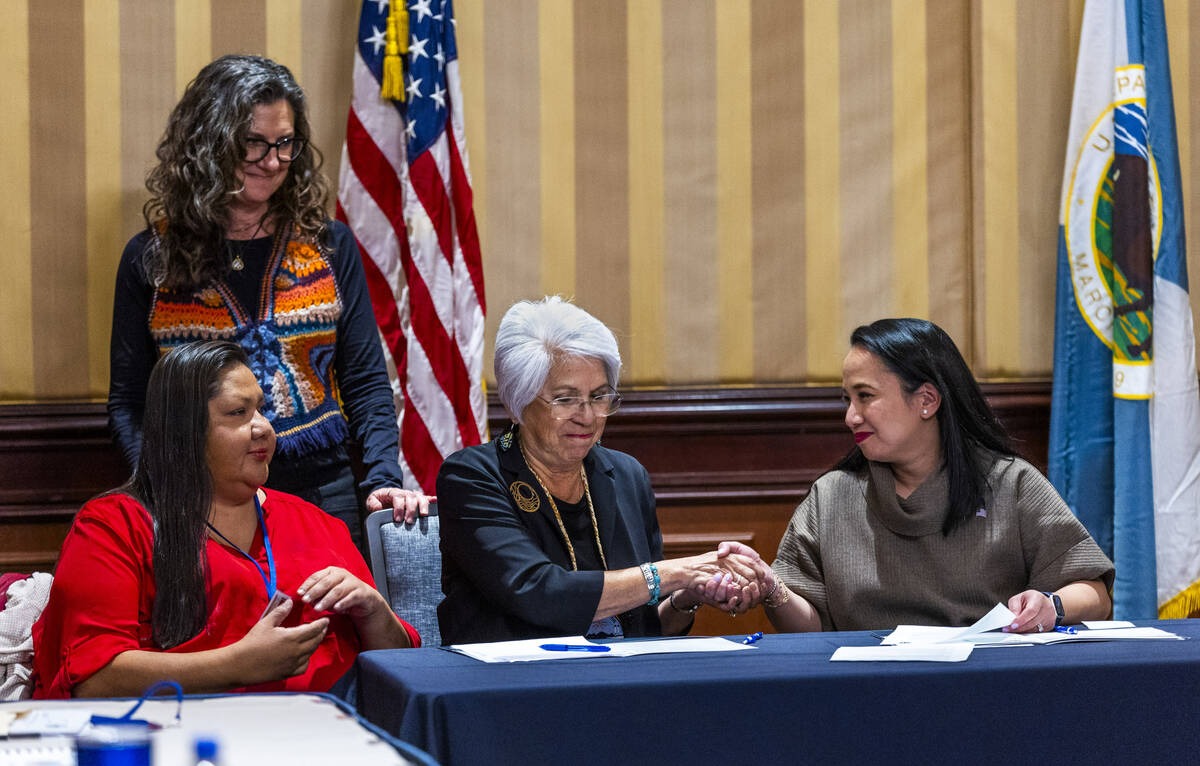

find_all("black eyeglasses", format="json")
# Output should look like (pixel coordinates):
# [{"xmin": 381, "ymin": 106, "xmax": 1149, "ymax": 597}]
[{"xmin": 244, "ymin": 136, "xmax": 306, "ymax": 163}]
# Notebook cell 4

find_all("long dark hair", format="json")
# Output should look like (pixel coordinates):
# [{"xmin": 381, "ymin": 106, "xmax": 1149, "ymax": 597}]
[
  {"xmin": 121, "ymin": 341, "xmax": 251, "ymax": 648},
  {"xmin": 142, "ymin": 54, "xmax": 329, "ymax": 290},
  {"xmin": 834, "ymin": 318, "xmax": 1015, "ymax": 534}
]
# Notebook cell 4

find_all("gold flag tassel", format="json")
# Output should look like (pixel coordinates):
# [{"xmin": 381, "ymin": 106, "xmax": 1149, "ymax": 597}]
[{"xmin": 380, "ymin": 3, "xmax": 410, "ymax": 101}]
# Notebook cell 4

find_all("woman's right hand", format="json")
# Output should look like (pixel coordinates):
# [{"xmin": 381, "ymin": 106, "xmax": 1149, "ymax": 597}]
[
  {"xmin": 231, "ymin": 597, "xmax": 329, "ymax": 685},
  {"xmin": 669, "ymin": 550, "xmax": 756, "ymax": 595}
]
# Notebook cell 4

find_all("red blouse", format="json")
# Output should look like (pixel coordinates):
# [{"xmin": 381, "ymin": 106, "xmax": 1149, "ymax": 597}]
[{"xmin": 32, "ymin": 488, "xmax": 419, "ymax": 698}]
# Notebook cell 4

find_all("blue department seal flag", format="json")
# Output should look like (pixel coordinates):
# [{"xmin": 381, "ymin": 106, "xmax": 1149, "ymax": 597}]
[{"xmin": 1051, "ymin": 0, "xmax": 1200, "ymax": 619}]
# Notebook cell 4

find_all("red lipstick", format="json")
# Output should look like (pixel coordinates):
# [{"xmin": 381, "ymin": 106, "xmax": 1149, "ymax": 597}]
[{"xmin": 854, "ymin": 432, "xmax": 872, "ymax": 444}]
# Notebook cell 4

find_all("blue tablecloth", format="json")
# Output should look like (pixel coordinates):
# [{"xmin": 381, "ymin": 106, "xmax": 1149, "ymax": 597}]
[{"xmin": 357, "ymin": 619, "xmax": 1200, "ymax": 765}]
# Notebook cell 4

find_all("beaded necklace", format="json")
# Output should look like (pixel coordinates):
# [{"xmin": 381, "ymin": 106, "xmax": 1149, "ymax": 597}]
[{"xmin": 519, "ymin": 440, "xmax": 607, "ymax": 571}]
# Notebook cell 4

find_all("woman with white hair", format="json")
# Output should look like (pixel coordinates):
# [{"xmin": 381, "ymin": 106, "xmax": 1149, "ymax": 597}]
[{"xmin": 436, "ymin": 297, "xmax": 758, "ymax": 644}]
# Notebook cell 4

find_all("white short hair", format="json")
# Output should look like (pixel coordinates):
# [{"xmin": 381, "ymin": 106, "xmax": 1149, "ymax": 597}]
[{"xmin": 494, "ymin": 296, "xmax": 622, "ymax": 423}]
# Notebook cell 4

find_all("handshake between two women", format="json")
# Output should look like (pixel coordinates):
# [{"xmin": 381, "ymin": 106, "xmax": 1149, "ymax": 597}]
[{"xmin": 638, "ymin": 541, "xmax": 781, "ymax": 635}]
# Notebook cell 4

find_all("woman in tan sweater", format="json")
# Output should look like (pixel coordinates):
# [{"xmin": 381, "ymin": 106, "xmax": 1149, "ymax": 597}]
[{"xmin": 722, "ymin": 318, "xmax": 1113, "ymax": 633}]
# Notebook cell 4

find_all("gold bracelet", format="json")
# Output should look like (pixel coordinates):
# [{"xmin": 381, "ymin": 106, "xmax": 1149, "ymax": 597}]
[{"xmin": 763, "ymin": 577, "xmax": 791, "ymax": 609}]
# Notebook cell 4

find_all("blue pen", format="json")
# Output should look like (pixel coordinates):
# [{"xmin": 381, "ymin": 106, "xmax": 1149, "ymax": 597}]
[
  {"xmin": 539, "ymin": 643, "xmax": 611, "ymax": 652},
  {"xmin": 742, "ymin": 631, "xmax": 764, "ymax": 645},
  {"xmin": 1055, "ymin": 626, "xmax": 1078, "ymax": 635}
]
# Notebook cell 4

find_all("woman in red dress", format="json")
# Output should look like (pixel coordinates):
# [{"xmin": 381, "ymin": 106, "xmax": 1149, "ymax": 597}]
[{"xmin": 34, "ymin": 341, "xmax": 418, "ymax": 698}]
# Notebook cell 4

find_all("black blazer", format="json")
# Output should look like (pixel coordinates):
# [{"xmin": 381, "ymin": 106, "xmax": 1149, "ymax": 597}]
[{"xmin": 436, "ymin": 428, "xmax": 664, "ymax": 644}]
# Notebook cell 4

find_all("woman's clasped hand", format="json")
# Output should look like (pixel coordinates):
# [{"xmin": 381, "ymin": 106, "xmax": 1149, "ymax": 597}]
[
  {"xmin": 226, "ymin": 597, "xmax": 329, "ymax": 685},
  {"xmin": 657, "ymin": 547, "xmax": 772, "ymax": 616},
  {"xmin": 691, "ymin": 545, "xmax": 778, "ymax": 616}
]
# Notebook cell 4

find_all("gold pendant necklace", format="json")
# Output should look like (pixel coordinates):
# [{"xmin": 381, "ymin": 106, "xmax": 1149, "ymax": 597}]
[
  {"xmin": 227, "ymin": 217, "xmax": 267, "ymax": 272},
  {"xmin": 519, "ymin": 441, "xmax": 607, "ymax": 571}
]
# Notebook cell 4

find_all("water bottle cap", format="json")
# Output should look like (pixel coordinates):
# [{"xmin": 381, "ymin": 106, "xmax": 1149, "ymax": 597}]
[{"xmin": 195, "ymin": 738, "xmax": 219, "ymax": 759}]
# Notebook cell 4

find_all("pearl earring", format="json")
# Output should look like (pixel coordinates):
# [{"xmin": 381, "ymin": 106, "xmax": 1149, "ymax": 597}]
[{"xmin": 923, "ymin": 409, "xmax": 928, "ymax": 416}]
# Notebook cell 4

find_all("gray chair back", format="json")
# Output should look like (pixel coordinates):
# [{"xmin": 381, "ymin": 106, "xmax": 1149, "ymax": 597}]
[{"xmin": 364, "ymin": 504, "xmax": 442, "ymax": 646}]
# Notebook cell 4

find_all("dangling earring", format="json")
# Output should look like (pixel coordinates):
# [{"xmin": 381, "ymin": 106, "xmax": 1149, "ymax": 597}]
[{"xmin": 498, "ymin": 422, "xmax": 516, "ymax": 450}]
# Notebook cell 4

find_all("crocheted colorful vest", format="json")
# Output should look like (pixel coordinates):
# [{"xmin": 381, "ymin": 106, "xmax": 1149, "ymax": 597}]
[{"xmin": 148, "ymin": 227, "xmax": 349, "ymax": 458}]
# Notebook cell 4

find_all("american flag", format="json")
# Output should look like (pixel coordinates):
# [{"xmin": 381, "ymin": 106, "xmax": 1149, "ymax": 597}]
[{"xmin": 337, "ymin": 0, "xmax": 487, "ymax": 494}]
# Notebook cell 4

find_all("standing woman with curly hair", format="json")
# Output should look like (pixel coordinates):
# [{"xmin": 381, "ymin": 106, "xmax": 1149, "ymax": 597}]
[{"xmin": 108, "ymin": 55, "xmax": 427, "ymax": 549}]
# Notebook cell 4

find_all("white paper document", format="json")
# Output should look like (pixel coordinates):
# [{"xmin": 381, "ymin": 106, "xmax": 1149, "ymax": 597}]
[
  {"xmin": 1017, "ymin": 627, "xmax": 1183, "ymax": 644},
  {"xmin": 881, "ymin": 604, "xmax": 1183, "ymax": 648},
  {"xmin": 1083, "ymin": 620, "xmax": 1135, "ymax": 629},
  {"xmin": 831, "ymin": 644, "xmax": 973, "ymax": 662},
  {"xmin": 608, "ymin": 637, "xmax": 753, "ymax": 657},
  {"xmin": 447, "ymin": 635, "xmax": 752, "ymax": 663},
  {"xmin": 2, "ymin": 695, "xmax": 411, "ymax": 766},
  {"xmin": 5, "ymin": 708, "xmax": 92, "ymax": 736},
  {"xmin": 882, "ymin": 603, "xmax": 1019, "ymax": 646}
]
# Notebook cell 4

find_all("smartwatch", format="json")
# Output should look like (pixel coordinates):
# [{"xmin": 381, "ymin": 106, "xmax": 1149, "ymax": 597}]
[{"xmin": 1041, "ymin": 591, "xmax": 1064, "ymax": 628}]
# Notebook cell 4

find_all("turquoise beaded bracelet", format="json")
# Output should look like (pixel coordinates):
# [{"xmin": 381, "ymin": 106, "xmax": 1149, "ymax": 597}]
[{"xmin": 640, "ymin": 561, "xmax": 661, "ymax": 605}]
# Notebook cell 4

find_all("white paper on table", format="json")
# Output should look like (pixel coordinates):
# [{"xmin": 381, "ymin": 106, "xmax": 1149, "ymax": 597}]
[
  {"xmin": 883, "ymin": 618, "xmax": 1182, "ymax": 649},
  {"xmin": 3, "ymin": 696, "xmax": 407, "ymax": 766},
  {"xmin": 1083, "ymin": 620, "xmax": 1135, "ymax": 629},
  {"xmin": 447, "ymin": 635, "xmax": 752, "ymax": 662},
  {"xmin": 6, "ymin": 708, "xmax": 93, "ymax": 736},
  {"xmin": 882, "ymin": 603, "xmax": 1018, "ymax": 646},
  {"xmin": 446, "ymin": 636, "xmax": 606, "ymax": 662},
  {"xmin": 831, "ymin": 643, "xmax": 974, "ymax": 662},
  {"xmin": 1016, "ymin": 627, "xmax": 1183, "ymax": 644},
  {"xmin": 603, "ymin": 637, "xmax": 752, "ymax": 656}
]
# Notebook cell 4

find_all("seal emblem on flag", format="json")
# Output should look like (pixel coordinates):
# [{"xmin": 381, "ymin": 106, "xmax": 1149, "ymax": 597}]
[{"xmin": 1063, "ymin": 65, "xmax": 1162, "ymax": 399}]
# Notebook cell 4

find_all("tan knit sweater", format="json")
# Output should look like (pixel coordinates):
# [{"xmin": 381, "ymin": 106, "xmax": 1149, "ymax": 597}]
[{"xmin": 772, "ymin": 453, "xmax": 1115, "ymax": 631}]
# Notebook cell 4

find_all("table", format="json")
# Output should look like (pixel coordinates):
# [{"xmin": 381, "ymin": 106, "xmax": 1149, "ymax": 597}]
[
  {"xmin": 357, "ymin": 619, "xmax": 1200, "ymax": 765},
  {"xmin": 1, "ymin": 693, "xmax": 438, "ymax": 766}
]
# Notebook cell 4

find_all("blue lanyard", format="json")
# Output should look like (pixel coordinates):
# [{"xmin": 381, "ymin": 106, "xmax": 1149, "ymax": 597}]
[{"xmin": 206, "ymin": 495, "xmax": 277, "ymax": 598}]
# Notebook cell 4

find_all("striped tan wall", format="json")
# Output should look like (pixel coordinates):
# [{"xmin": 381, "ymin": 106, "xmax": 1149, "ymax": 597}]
[{"xmin": 4, "ymin": 0, "xmax": 1200, "ymax": 399}]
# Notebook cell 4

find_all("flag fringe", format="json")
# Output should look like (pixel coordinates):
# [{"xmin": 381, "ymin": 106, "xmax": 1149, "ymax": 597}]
[{"xmin": 1158, "ymin": 578, "xmax": 1200, "ymax": 619}]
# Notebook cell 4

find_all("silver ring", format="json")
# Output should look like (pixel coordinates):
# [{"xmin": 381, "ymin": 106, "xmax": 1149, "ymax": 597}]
[{"xmin": 1036, "ymin": 622, "xmax": 1044, "ymax": 632}]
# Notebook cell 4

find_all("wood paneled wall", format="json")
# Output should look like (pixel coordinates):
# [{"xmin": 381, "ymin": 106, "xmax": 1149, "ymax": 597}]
[{"xmin": 0, "ymin": 382, "xmax": 1050, "ymax": 636}]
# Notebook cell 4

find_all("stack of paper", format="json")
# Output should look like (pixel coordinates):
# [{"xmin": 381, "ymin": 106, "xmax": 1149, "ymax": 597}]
[
  {"xmin": 885, "ymin": 625, "xmax": 1182, "ymax": 647},
  {"xmin": 832, "ymin": 603, "xmax": 1184, "ymax": 662},
  {"xmin": 882, "ymin": 604, "xmax": 1182, "ymax": 647}
]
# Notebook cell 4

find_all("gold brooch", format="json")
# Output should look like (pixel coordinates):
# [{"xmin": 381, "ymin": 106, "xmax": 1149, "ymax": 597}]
[{"xmin": 509, "ymin": 481, "xmax": 540, "ymax": 513}]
